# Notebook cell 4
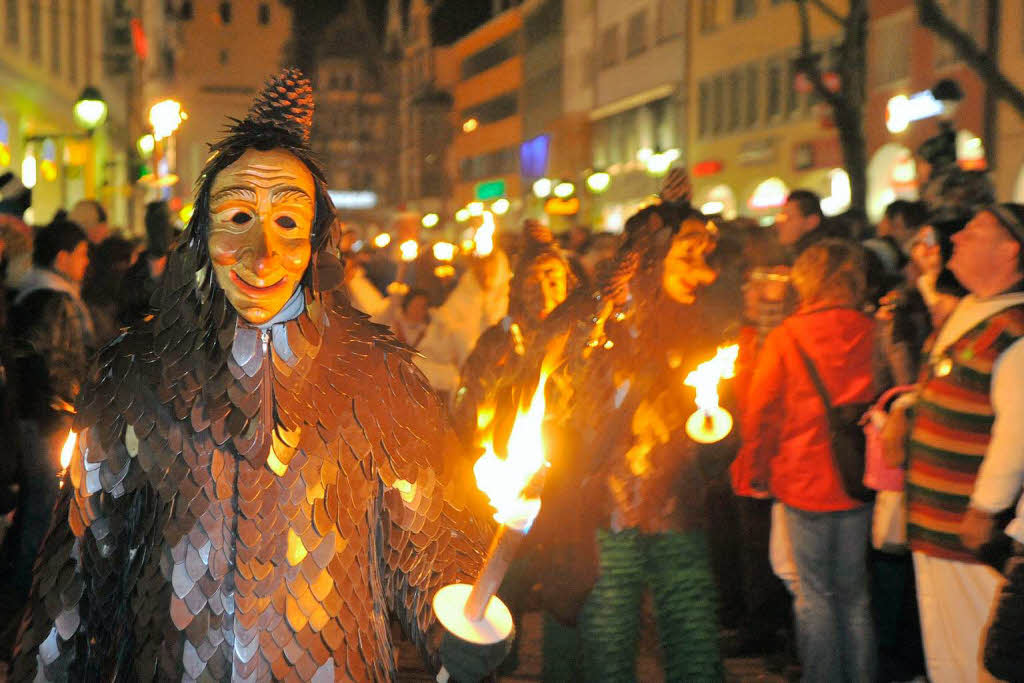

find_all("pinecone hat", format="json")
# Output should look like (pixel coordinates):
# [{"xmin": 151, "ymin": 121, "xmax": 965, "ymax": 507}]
[{"xmin": 245, "ymin": 67, "xmax": 315, "ymax": 143}]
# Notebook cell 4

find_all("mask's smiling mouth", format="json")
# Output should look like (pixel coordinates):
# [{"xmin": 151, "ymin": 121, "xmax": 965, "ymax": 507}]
[{"xmin": 230, "ymin": 270, "xmax": 287, "ymax": 296}]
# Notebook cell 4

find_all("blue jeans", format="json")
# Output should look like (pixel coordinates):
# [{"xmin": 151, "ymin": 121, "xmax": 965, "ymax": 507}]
[{"xmin": 785, "ymin": 504, "xmax": 875, "ymax": 683}]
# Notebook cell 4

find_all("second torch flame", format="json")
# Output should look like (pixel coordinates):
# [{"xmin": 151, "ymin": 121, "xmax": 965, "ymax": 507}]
[
  {"xmin": 684, "ymin": 344, "xmax": 739, "ymax": 444},
  {"xmin": 59, "ymin": 430, "xmax": 76, "ymax": 488},
  {"xmin": 472, "ymin": 373, "xmax": 549, "ymax": 532}
]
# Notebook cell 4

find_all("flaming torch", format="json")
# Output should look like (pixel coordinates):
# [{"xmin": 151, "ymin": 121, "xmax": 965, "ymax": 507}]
[
  {"xmin": 684, "ymin": 345, "xmax": 739, "ymax": 444},
  {"xmin": 433, "ymin": 374, "xmax": 550, "ymax": 680},
  {"xmin": 58, "ymin": 430, "xmax": 76, "ymax": 488}
]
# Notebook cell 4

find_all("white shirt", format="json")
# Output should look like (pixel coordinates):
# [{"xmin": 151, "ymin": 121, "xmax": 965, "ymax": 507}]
[{"xmin": 939, "ymin": 293, "xmax": 1024, "ymax": 543}]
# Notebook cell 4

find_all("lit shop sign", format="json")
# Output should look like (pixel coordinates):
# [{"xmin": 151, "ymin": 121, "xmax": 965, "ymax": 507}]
[
  {"xmin": 886, "ymin": 91, "xmax": 944, "ymax": 134},
  {"xmin": 544, "ymin": 197, "xmax": 580, "ymax": 215},
  {"xmin": 329, "ymin": 190, "xmax": 378, "ymax": 209}
]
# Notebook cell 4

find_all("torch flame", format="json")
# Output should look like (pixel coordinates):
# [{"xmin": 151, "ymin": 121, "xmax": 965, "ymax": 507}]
[
  {"xmin": 684, "ymin": 345, "xmax": 739, "ymax": 443},
  {"xmin": 399, "ymin": 239, "xmax": 419, "ymax": 262},
  {"xmin": 60, "ymin": 430, "xmax": 77, "ymax": 470},
  {"xmin": 474, "ymin": 212, "xmax": 496, "ymax": 257},
  {"xmin": 473, "ymin": 374, "xmax": 549, "ymax": 531}
]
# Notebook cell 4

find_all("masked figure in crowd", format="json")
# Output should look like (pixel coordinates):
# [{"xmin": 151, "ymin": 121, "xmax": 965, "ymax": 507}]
[
  {"xmin": 11, "ymin": 69, "xmax": 503, "ymax": 682},
  {"xmin": 452, "ymin": 219, "xmax": 575, "ymax": 448},
  {"xmin": 523, "ymin": 185, "xmax": 727, "ymax": 681}
]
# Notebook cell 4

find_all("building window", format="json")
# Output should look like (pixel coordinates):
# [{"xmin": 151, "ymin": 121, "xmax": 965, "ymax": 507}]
[
  {"xmin": 5, "ymin": 0, "xmax": 18, "ymax": 45},
  {"xmin": 599, "ymin": 24, "xmax": 619, "ymax": 68},
  {"xmin": 711, "ymin": 75, "xmax": 724, "ymax": 135},
  {"xmin": 699, "ymin": 0, "xmax": 718, "ymax": 32},
  {"xmin": 766, "ymin": 61, "xmax": 782, "ymax": 120},
  {"xmin": 657, "ymin": 0, "xmax": 685, "ymax": 41},
  {"xmin": 29, "ymin": 0, "xmax": 40, "ymax": 60},
  {"xmin": 49, "ymin": 0, "xmax": 59, "ymax": 75},
  {"xmin": 698, "ymin": 81, "xmax": 710, "ymax": 138},
  {"xmin": 258, "ymin": 3, "xmax": 270, "ymax": 25},
  {"xmin": 626, "ymin": 11, "xmax": 646, "ymax": 57},
  {"xmin": 180, "ymin": 1, "xmax": 193, "ymax": 20},
  {"xmin": 735, "ymin": 0, "xmax": 757, "ymax": 20},
  {"xmin": 871, "ymin": 17, "xmax": 910, "ymax": 86},
  {"xmin": 219, "ymin": 49, "xmax": 229, "ymax": 64},
  {"xmin": 460, "ymin": 32, "xmax": 519, "ymax": 80},
  {"xmin": 219, "ymin": 2, "xmax": 231, "ymax": 24},
  {"xmin": 461, "ymin": 93, "xmax": 518, "ymax": 126},
  {"xmin": 746, "ymin": 64, "xmax": 760, "ymax": 127},
  {"xmin": 68, "ymin": 1, "xmax": 77, "ymax": 83},
  {"xmin": 727, "ymin": 70, "xmax": 742, "ymax": 131}
]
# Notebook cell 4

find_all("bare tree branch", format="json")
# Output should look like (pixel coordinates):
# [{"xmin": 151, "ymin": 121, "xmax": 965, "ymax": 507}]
[
  {"xmin": 794, "ymin": 0, "xmax": 841, "ymax": 108},
  {"xmin": 806, "ymin": 0, "xmax": 847, "ymax": 25},
  {"xmin": 915, "ymin": 0, "xmax": 1024, "ymax": 116}
]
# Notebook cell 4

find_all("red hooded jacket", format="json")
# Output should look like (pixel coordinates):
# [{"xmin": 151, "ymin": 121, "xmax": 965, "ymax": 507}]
[{"xmin": 734, "ymin": 307, "xmax": 876, "ymax": 512}]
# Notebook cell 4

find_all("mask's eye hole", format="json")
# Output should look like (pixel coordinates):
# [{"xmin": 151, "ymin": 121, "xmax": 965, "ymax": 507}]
[
  {"xmin": 230, "ymin": 212, "xmax": 252, "ymax": 225},
  {"xmin": 276, "ymin": 216, "xmax": 297, "ymax": 229}
]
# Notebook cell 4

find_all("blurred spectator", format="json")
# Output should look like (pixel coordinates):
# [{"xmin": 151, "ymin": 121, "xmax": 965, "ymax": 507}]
[
  {"xmin": 392, "ymin": 288, "xmax": 466, "ymax": 405},
  {"xmin": 1, "ymin": 217, "xmax": 94, "ymax": 647},
  {"xmin": 566, "ymin": 224, "xmax": 591, "ymax": 254},
  {"xmin": 737, "ymin": 239, "xmax": 876, "ymax": 682},
  {"xmin": 577, "ymin": 231, "xmax": 619, "ymax": 290},
  {"xmin": 433, "ymin": 249, "xmax": 511, "ymax": 359},
  {"xmin": 119, "ymin": 201, "xmax": 174, "ymax": 327},
  {"xmin": 879, "ymin": 199, "xmax": 928, "ymax": 247},
  {"xmin": 894, "ymin": 205, "xmax": 1024, "ymax": 682},
  {"xmin": 69, "ymin": 198, "xmax": 110, "ymax": 244},
  {"xmin": 0, "ymin": 172, "xmax": 31, "ymax": 220},
  {"xmin": 774, "ymin": 190, "xmax": 826, "ymax": 255},
  {"xmin": 83, "ymin": 236, "xmax": 139, "ymax": 344}
]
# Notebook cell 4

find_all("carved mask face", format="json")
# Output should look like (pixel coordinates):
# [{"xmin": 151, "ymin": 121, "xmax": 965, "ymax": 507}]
[
  {"xmin": 208, "ymin": 148, "xmax": 315, "ymax": 324},
  {"xmin": 527, "ymin": 255, "xmax": 569, "ymax": 320},
  {"xmin": 661, "ymin": 218, "xmax": 717, "ymax": 304}
]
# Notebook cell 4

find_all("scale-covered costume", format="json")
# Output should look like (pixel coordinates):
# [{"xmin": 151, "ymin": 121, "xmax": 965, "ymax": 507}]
[{"xmin": 12, "ymin": 69, "xmax": 491, "ymax": 682}]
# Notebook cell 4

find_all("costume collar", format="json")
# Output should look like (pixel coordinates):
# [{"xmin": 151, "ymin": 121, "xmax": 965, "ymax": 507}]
[{"xmin": 231, "ymin": 286, "xmax": 324, "ymax": 376}]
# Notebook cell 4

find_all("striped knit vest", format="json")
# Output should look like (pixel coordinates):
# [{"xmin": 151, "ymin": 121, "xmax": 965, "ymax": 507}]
[{"xmin": 907, "ymin": 304, "xmax": 1024, "ymax": 562}]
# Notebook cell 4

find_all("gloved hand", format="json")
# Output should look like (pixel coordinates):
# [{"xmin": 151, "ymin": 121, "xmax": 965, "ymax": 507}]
[{"xmin": 439, "ymin": 626, "xmax": 515, "ymax": 683}]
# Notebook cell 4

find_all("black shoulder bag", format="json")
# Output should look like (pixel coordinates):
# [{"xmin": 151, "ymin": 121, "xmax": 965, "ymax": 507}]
[{"xmin": 789, "ymin": 332, "xmax": 875, "ymax": 503}]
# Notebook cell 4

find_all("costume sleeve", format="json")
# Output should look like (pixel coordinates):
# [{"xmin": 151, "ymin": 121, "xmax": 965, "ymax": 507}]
[
  {"xmin": 11, "ymin": 424, "xmax": 153, "ymax": 681},
  {"xmin": 372, "ymin": 353, "xmax": 492, "ymax": 672},
  {"xmin": 970, "ymin": 338, "xmax": 1024, "ymax": 514},
  {"xmin": 734, "ymin": 330, "xmax": 787, "ymax": 497},
  {"xmin": 15, "ymin": 292, "xmax": 88, "ymax": 411},
  {"xmin": 345, "ymin": 269, "xmax": 392, "ymax": 322}
]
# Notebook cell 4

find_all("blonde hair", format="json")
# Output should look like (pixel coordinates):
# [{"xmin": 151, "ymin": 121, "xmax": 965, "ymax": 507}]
[{"xmin": 791, "ymin": 239, "xmax": 867, "ymax": 307}]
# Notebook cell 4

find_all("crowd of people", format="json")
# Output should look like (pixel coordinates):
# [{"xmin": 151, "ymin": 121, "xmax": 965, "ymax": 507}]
[{"xmin": 0, "ymin": 97, "xmax": 1022, "ymax": 683}]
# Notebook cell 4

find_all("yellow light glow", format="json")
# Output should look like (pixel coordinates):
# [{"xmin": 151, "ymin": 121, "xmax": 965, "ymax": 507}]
[
  {"xmin": 474, "ymin": 212, "xmax": 496, "ymax": 257},
  {"xmin": 455, "ymin": 208, "xmax": 471, "ymax": 223},
  {"xmin": 532, "ymin": 178, "xmax": 553, "ymax": 198},
  {"xmin": 468, "ymin": 201, "xmax": 484, "ymax": 217},
  {"xmin": 21, "ymin": 153, "xmax": 37, "ymax": 189},
  {"xmin": 461, "ymin": 238, "xmax": 475, "ymax": 253},
  {"xmin": 473, "ymin": 373, "xmax": 549, "ymax": 530},
  {"xmin": 399, "ymin": 239, "xmax": 419, "ymax": 262},
  {"xmin": 73, "ymin": 98, "xmax": 107, "ymax": 130},
  {"xmin": 179, "ymin": 203, "xmax": 195, "ymax": 223},
  {"xmin": 137, "ymin": 133, "xmax": 155, "ymax": 158},
  {"xmin": 463, "ymin": 118, "xmax": 479, "ymax": 133},
  {"xmin": 373, "ymin": 233, "xmax": 392, "ymax": 248},
  {"xmin": 60, "ymin": 430, "xmax": 77, "ymax": 470},
  {"xmin": 684, "ymin": 345, "xmax": 739, "ymax": 443},
  {"xmin": 149, "ymin": 99, "xmax": 185, "ymax": 141},
  {"xmin": 434, "ymin": 264, "xmax": 456, "ymax": 278},
  {"xmin": 586, "ymin": 171, "xmax": 611, "ymax": 193},
  {"xmin": 433, "ymin": 241, "xmax": 456, "ymax": 262},
  {"xmin": 491, "ymin": 198, "xmax": 511, "ymax": 215},
  {"xmin": 421, "ymin": 212, "xmax": 440, "ymax": 228}
]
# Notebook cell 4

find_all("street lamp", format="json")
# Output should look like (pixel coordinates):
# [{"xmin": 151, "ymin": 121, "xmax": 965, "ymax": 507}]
[
  {"xmin": 73, "ymin": 86, "xmax": 108, "ymax": 131},
  {"xmin": 553, "ymin": 181, "xmax": 575, "ymax": 198},
  {"xmin": 586, "ymin": 170, "xmax": 611, "ymax": 194},
  {"xmin": 421, "ymin": 212, "xmax": 440, "ymax": 228},
  {"xmin": 491, "ymin": 198, "xmax": 510, "ymax": 215},
  {"xmin": 532, "ymin": 178, "xmax": 553, "ymax": 199}
]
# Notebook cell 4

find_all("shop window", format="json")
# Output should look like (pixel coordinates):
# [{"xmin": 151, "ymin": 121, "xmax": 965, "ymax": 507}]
[
  {"xmin": 711, "ymin": 76, "xmax": 724, "ymax": 135},
  {"xmin": 219, "ymin": 2, "xmax": 231, "ymax": 25},
  {"xmin": 258, "ymin": 3, "xmax": 270, "ymax": 25},
  {"xmin": 735, "ymin": 0, "xmax": 756, "ymax": 20},
  {"xmin": 626, "ymin": 11, "xmax": 646, "ymax": 57},
  {"xmin": 599, "ymin": 24, "xmax": 619, "ymax": 69}
]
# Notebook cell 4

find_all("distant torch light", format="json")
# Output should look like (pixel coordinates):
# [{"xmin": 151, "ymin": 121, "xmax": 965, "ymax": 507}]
[
  {"xmin": 491, "ymin": 198, "xmax": 510, "ymax": 215},
  {"xmin": 462, "ymin": 118, "xmax": 479, "ymax": 133},
  {"xmin": 553, "ymin": 181, "xmax": 575, "ymax": 199},
  {"xmin": 461, "ymin": 238, "xmax": 476, "ymax": 253},
  {"xmin": 586, "ymin": 171, "xmax": 611, "ymax": 194},
  {"xmin": 468, "ymin": 201, "xmax": 484, "ymax": 217},
  {"xmin": 433, "ymin": 241, "xmax": 456, "ymax": 262},
  {"xmin": 455, "ymin": 208, "xmax": 471, "ymax": 223},
  {"xmin": 532, "ymin": 178, "xmax": 553, "ymax": 199},
  {"xmin": 421, "ymin": 212, "xmax": 440, "ymax": 228},
  {"xmin": 373, "ymin": 233, "xmax": 392, "ymax": 249},
  {"xmin": 399, "ymin": 239, "xmax": 419, "ymax": 262},
  {"xmin": 474, "ymin": 212, "xmax": 496, "ymax": 257},
  {"xmin": 149, "ymin": 99, "xmax": 185, "ymax": 141}
]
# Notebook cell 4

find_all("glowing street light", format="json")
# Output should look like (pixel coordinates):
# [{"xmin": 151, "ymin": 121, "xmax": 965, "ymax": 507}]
[
  {"xmin": 149, "ymin": 99, "xmax": 186, "ymax": 141},
  {"xmin": 73, "ymin": 86, "xmax": 108, "ymax": 131},
  {"xmin": 468, "ymin": 201, "xmax": 485, "ymax": 217},
  {"xmin": 586, "ymin": 170, "xmax": 611, "ymax": 194},
  {"xmin": 532, "ymin": 178, "xmax": 553, "ymax": 199},
  {"xmin": 373, "ymin": 233, "xmax": 392, "ymax": 248},
  {"xmin": 491, "ymin": 198, "xmax": 510, "ymax": 215},
  {"xmin": 553, "ymin": 181, "xmax": 575, "ymax": 199},
  {"xmin": 399, "ymin": 239, "xmax": 419, "ymax": 262},
  {"xmin": 456, "ymin": 208, "xmax": 471, "ymax": 222},
  {"xmin": 421, "ymin": 212, "xmax": 440, "ymax": 228},
  {"xmin": 433, "ymin": 241, "xmax": 456, "ymax": 262},
  {"xmin": 137, "ymin": 133, "xmax": 156, "ymax": 158}
]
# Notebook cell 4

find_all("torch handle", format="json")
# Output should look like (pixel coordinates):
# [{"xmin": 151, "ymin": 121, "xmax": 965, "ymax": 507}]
[{"xmin": 464, "ymin": 525, "xmax": 524, "ymax": 621}]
